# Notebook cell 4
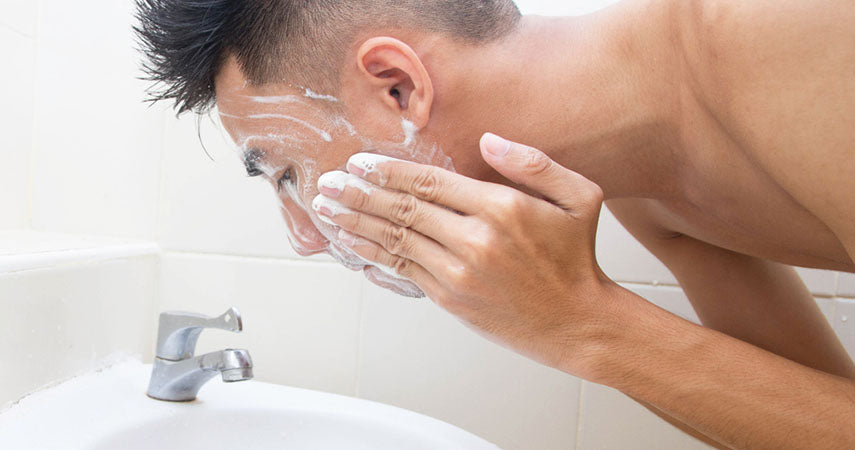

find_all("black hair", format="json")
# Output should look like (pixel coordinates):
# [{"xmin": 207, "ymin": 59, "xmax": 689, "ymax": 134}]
[{"xmin": 135, "ymin": 0, "xmax": 521, "ymax": 115}]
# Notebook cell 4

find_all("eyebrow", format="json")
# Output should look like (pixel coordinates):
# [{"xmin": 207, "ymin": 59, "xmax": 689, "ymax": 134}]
[{"xmin": 243, "ymin": 148, "xmax": 265, "ymax": 177}]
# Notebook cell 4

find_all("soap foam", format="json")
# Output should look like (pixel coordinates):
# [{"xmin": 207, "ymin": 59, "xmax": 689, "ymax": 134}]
[
  {"xmin": 311, "ymin": 194, "xmax": 353, "ymax": 226},
  {"xmin": 317, "ymin": 170, "xmax": 375, "ymax": 195},
  {"xmin": 345, "ymin": 154, "xmax": 399, "ymax": 186},
  {"xmin": 245, "ymin": 113, "xmax": 333, "ymax": 142},
  {"xmin": 401, "ymin": 118, "xmax": 418, "ymax": 147},
  {"xmin": 219, "ymin": 91, "xmax": 456, "ymax": 298},
  {"xmin": 301, "ymin": 87, "xmax": 339, "ymax": 102},
  {"xmin": 248, "ymin": 95, "xmax": 304, "ymax": 105}
]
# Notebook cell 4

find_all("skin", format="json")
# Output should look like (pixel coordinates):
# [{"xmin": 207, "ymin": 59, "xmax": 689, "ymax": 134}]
[{"xmin": 214, "ymin": 0, "xmax": 855, "ymax": 447}]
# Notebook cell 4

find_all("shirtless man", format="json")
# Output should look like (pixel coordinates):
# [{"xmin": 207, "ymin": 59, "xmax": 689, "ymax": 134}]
[{"xmin": 136, "ymin": 0, "xmax": 855, "ymax": 447}]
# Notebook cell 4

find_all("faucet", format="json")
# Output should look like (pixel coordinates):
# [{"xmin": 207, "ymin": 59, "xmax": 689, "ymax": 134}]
[{"xmin": 147, "ymin": 306, "xmax": 253, "ymax": 402}]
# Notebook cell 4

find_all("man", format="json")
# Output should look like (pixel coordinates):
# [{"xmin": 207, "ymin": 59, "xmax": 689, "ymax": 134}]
[{"xmin": 136, "ymin": 0, "xmax": 855, "ymax": 447}]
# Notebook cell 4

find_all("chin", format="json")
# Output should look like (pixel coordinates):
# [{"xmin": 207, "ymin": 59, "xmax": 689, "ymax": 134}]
[{"xmin": 363, "ymin": 266, "xmax": 425, "ymax": 298}]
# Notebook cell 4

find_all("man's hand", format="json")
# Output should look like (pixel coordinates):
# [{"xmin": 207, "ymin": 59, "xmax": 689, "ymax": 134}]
[{"xmin": 313, "ymin": 133, "xmax": 613, "ymax": 376}]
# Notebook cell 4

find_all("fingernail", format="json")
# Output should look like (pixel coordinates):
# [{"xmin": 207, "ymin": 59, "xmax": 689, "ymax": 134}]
[
  {"xmin": 338, "ymin": 229, "xmax": 358, "ymax": 247},
  {"xmin": 347, "ymin": 153, "xmax": 398, "ymax": 184},
  {"xmin": 346, "ymin": 162, "xmax": 365, "ymax": 177},
  {"xmin": 319, "ymin": 185, "xmax": 341, "ymax": 198},
  {"xmin": 483, "ymin": 133, "xmax": 510, "ymax": 157},
  {"xmin": 311, "ymin": 195, "xmax": 351, "ymax": 226},
  {"xmin": 317, "ymin": 171, "xmax": 345, "ymax": 198}
]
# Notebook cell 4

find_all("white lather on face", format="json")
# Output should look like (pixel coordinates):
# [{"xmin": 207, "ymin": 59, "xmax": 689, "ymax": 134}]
[{"xmin": 219, "ymin": 84, "xmax": 456, "ymax": 297}]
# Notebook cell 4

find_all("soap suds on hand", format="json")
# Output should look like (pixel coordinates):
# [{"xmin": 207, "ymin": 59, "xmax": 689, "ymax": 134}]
[
  {"xmin": 318, "ymin": 170, "xmax": 376, "ymax": 195},
  {"xmin": 218, "ymin": 90, "xmax": 457, "ymax": 298}
]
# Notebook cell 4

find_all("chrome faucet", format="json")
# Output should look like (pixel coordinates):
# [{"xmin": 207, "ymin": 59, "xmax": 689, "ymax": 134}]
[{"xmin": 147, "ymin": 307, "xmax": 253, "ymax": 402}]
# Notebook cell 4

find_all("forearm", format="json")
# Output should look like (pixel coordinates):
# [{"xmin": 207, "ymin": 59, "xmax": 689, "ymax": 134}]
[
  {"xmin": 584, "ymin": 285, "xmax": 855, "ymax": 449},
  {"xmin": 632, "ymin": 397, "xmax": 729, "ymax": 449}
]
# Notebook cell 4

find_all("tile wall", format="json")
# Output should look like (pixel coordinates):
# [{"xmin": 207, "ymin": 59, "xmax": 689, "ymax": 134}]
[
  {"xmin": 0, "ymin": 0, "xmax": 165, "ymax": 410},
  {"xmin": 0, "ymin": 0, "xmax": 36, "ymax": 228},
  {"xmin": 0, "ymin": 248, "xmax": 159, "ymax": 408},
  {"xmin": 1, "ymin": 0, "xmax": 854, "ymax": 449}
]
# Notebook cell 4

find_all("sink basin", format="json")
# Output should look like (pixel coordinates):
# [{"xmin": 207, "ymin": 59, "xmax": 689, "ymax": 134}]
[{"xmin": 0, "ymin": 359, "xmax": 499, "ymax": 449}]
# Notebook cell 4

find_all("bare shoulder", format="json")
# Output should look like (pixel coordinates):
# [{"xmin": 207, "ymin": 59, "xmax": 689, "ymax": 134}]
[{"xmin": 677, "ymin": 0, "xmax": 855, "ymax": 257}]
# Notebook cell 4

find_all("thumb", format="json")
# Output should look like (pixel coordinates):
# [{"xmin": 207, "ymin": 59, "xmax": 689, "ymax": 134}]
[{"xmin": 480, "ymin": 132, "xmax": 603, "ymax": 211}]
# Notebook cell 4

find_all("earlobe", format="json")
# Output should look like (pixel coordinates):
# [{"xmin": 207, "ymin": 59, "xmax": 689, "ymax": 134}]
[{"xmin": 356, "ymin": 37, "xmax": 433, "ymax": 128}]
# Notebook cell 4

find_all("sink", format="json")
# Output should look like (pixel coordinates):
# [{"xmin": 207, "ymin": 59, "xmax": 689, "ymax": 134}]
[{"xmin": 0, "ymin": 359, "xmax": 499, "ymax": 449}]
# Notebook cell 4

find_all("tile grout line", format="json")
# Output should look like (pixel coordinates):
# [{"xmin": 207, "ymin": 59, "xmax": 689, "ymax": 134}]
[
  {"xmin": 24, "ymin": 0, "xmax": 43, "ymax": 230},
  {"xmin": 153, "ymin": 108, "xmax": 170, "ymax": 244},
  {"xmin": 163, "ymin": 249, "xmax": 341, "ymax": 266},
  {"xmin": 617, "ymin": 278, "xmax": 843, "ymax": 299},
  {"xmin": 834, "ymin": 272, "xmax": 840, "ymax": 297},
  {"xmin": 0, "ymin": 20, "xmax": 31, "ymax": 39},
  {"xmin": 828, "ymin": 298, "xmax": 837, "ymax": 329},
  {"xmin": 353, "ymin": 277, "xmax": 367, "ymax": 398},
  {"xmin": 574, "ymin": 381, "xmax": 585, "ymax": 450}
]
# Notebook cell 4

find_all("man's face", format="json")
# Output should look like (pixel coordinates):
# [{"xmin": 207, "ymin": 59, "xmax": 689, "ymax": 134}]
[{"xmin": 215, "ymin": 60, "xmax": 453, "ymax": 297}]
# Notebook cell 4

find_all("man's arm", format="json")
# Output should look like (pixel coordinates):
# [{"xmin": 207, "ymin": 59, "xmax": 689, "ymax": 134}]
[
  {"xmin": 608, "ymin": 198, "xmax": 855, "ymax": 447},
  {"xmin": 595, "ymin": 284, "xmax": 855, "ymax": 449},
  {"xmin": 327, "ymin": 133, "xmax": 855, "ymax": 449},
  {"xmin": 608, "ymin": 199, "xmax": 855, "ymax": 379}
]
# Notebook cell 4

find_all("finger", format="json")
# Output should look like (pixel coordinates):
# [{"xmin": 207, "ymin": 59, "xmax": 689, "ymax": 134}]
[
  {"xmin": 479, "ymin": 133, "xmax": 604, "ymax": 212},
  {"xmin": 312, "ymin": 194, "xmax": 458, "ymax": 278},
  {"xmin": 338, "ymin": 229, "xmax": 442, "ymax": 295},
  {"xmin": 363, "ymin": 266, "xmax": 426, "ymax": 299},
  {"xmin": 345, "ymin": 153, "xmax": 490, "ymax": 215},
  {"xmin": 317, "ymin": 170, "xmax": 466, "ymax": 248}
]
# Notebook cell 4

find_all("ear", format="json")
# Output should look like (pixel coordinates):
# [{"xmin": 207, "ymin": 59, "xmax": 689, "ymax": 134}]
[{"xmin": 356, "ymin": 37, "xmax": 434, "ymax": 128}]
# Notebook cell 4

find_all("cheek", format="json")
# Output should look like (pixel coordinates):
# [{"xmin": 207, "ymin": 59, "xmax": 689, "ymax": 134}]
[{"xmin": 278, "ymin": 195, "xmax": 328, "ymax": 255}]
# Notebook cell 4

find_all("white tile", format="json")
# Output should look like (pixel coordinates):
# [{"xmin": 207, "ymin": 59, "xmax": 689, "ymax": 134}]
[
  {"xmin": 0, "ymin": 28, "xmax": 35, "ymax": 229},
  {"xmin": 621, "ymin": 284, "xmax": 700, "ymax": 325},
  {"xmin": 0, "ymin": 230, "xmax": 159, "ymax": 273},
  {"xmin": 159, "ymin": 253, "xmax": 362, "ymax": 396},
  {"xmin": 833, "ymin": 299, "xmax": 855, "ymax": 360},
  {"xmin": 838, "ymin": 273, "xmax": 855, "ymax": 298},
  {"xmin": 0, "ymin": 255, "xmax": 159, "ymax": 406},
  {"xmin": 357, "ymin": 284, "xmax": 580, "ymax": 450},
  {"xmin": 0, "ymin": 0, "xmax": 38, "ymax": 37},
  {"xmin": 30, "ymin": 0, "xmax": 163, "ymax": 239},
  {"xmin": 578, "ymin": 381, "xmax": 713, "ymax": 449},
  {"xmin": 158, "ymin": 114, "xmax": 324, "ymax": 260},
  {"xmin": 597, "ymin": 208, "xmax": 678, "ymax": 285},
  {"xmin": 793, "ymin": 267, "xmax": 837, "ymax": 297},
  {"xmin": 597, "ymin": 209, "xmax": 841, "ymax": 297},
  {"xmin": 815, "ymin": 297, "xmax": 836, "ymax": 325}
]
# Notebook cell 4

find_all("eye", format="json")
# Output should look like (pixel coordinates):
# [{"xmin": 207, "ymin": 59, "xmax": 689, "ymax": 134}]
[{"xmin": 276, "ymin": 169, "xmax": 294, "ymax": 192}]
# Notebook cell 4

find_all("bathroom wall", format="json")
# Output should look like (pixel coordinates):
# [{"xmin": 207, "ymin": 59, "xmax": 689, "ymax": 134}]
[
  {"xmin": 0, "ymin": 0, "xmax": 163, "ymax": 407},
  {"xmin": 1, "ymin": 0, "xmax": 854, "ymax": 449},
  {"xmin": 0, "ymin": 0, "xmax": 36, "ymax": 229}
]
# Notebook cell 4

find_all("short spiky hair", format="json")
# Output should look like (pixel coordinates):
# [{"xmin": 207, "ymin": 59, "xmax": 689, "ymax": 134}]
[{"xmin": 135, "ymin": 0, "xmax": 521, "ymax": 115}]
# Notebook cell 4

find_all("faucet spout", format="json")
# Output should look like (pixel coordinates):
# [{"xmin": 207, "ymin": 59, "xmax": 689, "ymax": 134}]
[
  {"xmin": 147, "ymin": 349, "xmax": 253, "ymax": 402},
  {"xmin": 147, "ymin": 307, "xmax": 253, "ymax": 402}
]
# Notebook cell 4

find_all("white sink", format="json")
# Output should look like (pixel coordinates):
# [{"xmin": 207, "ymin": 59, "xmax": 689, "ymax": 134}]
[{"xmin": 0, "ymin": 359, "xmax": 499, "ymax": 449}]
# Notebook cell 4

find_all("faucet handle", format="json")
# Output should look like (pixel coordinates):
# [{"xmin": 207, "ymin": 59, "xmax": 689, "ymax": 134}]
[{"xmin": 155, "ymin": 307, "xmax": 243, "ymax": 361}]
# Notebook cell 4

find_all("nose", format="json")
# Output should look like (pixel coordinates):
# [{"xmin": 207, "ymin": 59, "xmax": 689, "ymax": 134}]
[
  {"xmin": 293, "ymin": 243, "xmax": 326, "ymax": 257},
  {"xmin": 279, "ymin": 198, "xmax": 329, "ymax": 256}
]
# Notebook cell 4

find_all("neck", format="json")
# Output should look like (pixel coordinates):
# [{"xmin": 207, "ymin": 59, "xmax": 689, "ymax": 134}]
[{"xmin": 431, "ymin": 0, "xmax": 682, "ymax": 200}]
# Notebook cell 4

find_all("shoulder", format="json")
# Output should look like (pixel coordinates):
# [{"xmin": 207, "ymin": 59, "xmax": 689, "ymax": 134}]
[{"xmin": 677, "ymin": 0, "xmax": 855, "ymax": 258}]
